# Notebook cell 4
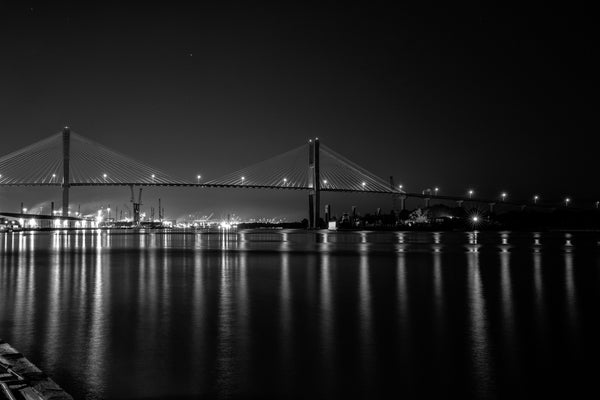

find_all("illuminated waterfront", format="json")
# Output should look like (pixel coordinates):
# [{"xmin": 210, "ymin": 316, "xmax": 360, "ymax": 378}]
[{"xmin": 1, "ymin": 230, "xmax": 599, "ymax": 399}]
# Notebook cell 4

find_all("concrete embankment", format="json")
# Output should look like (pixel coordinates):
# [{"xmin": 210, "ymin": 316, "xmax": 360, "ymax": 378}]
[{"xmin": 0, "ymin": 339, "xmax": 72, "ymax": 400}]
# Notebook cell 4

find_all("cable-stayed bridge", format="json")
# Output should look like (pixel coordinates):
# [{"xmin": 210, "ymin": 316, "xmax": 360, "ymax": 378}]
[
  {"xmin": 0, "ymin": 128, "xmax": 400, "ymax": 227},
  {"xmin": 0, "ymin": 127, "xmax": 586, "ymax": 228}
]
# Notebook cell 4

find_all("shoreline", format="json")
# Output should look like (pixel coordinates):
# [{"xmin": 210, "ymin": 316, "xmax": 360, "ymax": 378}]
[{"xmin": 0, "ymin": 340, "xmax": 72, "ymax": 400}]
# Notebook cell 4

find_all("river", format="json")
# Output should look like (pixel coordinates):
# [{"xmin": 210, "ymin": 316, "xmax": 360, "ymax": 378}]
[{"xmin": 1, "ymin": 230, "xmax": 598, "ymax": 399}]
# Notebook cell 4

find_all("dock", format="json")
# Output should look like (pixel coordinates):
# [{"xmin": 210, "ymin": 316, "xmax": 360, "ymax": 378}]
[{"xmin": 0, "ymin": 340, "xmax": 72, "ymax": 400}]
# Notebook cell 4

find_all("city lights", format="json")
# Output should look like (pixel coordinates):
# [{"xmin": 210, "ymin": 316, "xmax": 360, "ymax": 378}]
[
  {"xmin": 501, "ymin": 192, "xmax": 507, "ymax": 201},
  {"xmin": 468, "ymin": 189, "xmax": 474, "ymax": 198}
]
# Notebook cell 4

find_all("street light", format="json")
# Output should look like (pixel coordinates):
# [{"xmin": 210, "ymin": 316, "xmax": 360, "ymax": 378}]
[
  {"xmin": 323, "ymin": 179, "xmax": 328, "ymax": 185},
  {"xmin": 241, "ymin": 176, "xmax": 245, "ymax": 183},
  {"xmin": 501, "ymin": 192, "xmax": 507, "ymax": 201},
  {"xmin": 283, "ymin": 178, "xmax": 287, "ymax": 184},
  {"xmin": 468, "ymin": 189, "xmax": 474, "ymax": 198},
  {"xmin": 434, "ymin": 187, "xmax": 439, "ymax": 195},
  {"xmin": 399, "ymin": 184, "xmax": 403, "ymax": 191},
  {"xmin": 362, "ymin": 182, "xmax": 366, "ymax": 188},
  {"xmin": 151, "ymin": 174, "xmax": 155, "ymax": 182},
  {"xmin": 197, "ymin": 175, "xmax": 201, "ymax": 183},
  {"xmin": 533, "ymin": 195, "xmax": 539, "ymax": 204},
  {"xmin": 103, "ymin": 173, "xmax": 108, "ymax": 180},
  {"xmin": 596, "ymin": 201, "xmax": 599, "ymax": 209},
  {"xmin": 565, "ymin": 197, "xmax": 571, "ymax": 207}
]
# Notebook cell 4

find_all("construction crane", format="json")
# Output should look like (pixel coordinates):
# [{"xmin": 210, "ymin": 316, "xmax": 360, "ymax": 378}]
[{"xmin": 129, "ymin": 185, "xmax": 142, "ymax": 225}]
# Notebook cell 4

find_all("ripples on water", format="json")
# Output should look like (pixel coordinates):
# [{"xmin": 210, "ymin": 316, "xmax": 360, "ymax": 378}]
[{"xmin": 0, "ymin": 230, "xmax": 599, "ymax": 399}]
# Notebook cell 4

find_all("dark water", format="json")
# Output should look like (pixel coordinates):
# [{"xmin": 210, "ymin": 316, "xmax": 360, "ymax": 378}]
[{"xmin": 1, "ymin": 230, "xmax": 599, "ymax": 399}]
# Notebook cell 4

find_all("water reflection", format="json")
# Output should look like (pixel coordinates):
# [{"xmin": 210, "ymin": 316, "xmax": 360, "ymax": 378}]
[
  {"xmin": 216, "ymin": 250, "xmax": 235, "ymax": 396},
  {"xmin": 564, "ymin": 251, "xmax": 579, "ymax": 356},
  {"xmin": 359, "ymin": 253, "xmax": 373, "ymax": 394},
  {"xmin": 397, "ymin": 253, "xmax": 409, "ymax": 330},
  {"xmin": 432, "ymin": 250, "xmax": 444, "ymax": 344},
  {"xmin": 88, "ymin": 239, "xmax": 108, "ymax": 389},
  {"xmin": 500, "ymin": 246, "xmax": 518, "ymax": 383},
  {"xmin": 0, "ymin": 230, "xmax": 596, "ymax": 399},
  {"xmin": 467, "ymin": 250, "xmax": 494, "ymax": 397},
  {"xmin": 45, "ymin": 236, "xmax": 62, "ymax": 370},
  {"xmin": 279, "ymin": 252, "xmax": 292, "ymax": 394},
  {"xmin": 319, "ymin": 253, "xmax": 334, "ymax": 396}
]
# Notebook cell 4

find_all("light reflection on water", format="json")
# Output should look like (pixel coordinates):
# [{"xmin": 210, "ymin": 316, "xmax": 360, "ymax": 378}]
[{"xmin": 0, "ymin": 230, "xmax": 599, "ymax": 399}]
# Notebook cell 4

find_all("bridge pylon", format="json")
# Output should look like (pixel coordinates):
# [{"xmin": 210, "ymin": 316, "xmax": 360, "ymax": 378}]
[
  {"xmin": 308, "ymin": 138, "xmax": 321, "ymax": 228},
  {"xmin": 62, "ymin": 127, "xmax": 70, "ymax": 217}
]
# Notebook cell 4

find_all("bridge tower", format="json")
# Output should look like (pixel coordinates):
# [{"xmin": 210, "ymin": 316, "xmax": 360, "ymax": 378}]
[
  {"xmin": 62, "ymin": 127, "xmax": 71, "ymax": 217},
  {"xmin": 308, "ymin": 138, "xmax": 321, "ymax": 228}
]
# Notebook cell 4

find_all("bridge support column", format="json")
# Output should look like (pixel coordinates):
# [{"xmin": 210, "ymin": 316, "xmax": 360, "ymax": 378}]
[
  {"xmin": 62, "ymin": 127, "xmax": 70, "ymax": 217},
  {"xmin": 399, "ymin": 195, "xmax": 406, "ymax": 211},
  {"xmin": 308, "ymin": 138, "xmax": 321, "ymax": 228},
  {"xmin": 308, "ymin": 194, "xmax": 314, "ymax": 228}
]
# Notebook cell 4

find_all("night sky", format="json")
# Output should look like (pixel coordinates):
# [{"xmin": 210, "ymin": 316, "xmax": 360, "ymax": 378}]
[{"xmin": 0, "ymin": 3, "xmax": 594, "ymax": 220}]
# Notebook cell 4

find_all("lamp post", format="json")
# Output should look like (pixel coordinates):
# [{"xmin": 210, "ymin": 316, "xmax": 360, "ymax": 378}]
[
  {"xmin": 565, "ymin": 197, "xmax": 571, "ymax": 207},
  {"xmin": 501, "ymin": 192, "xmax": 507, "ymax": 202},
  {"xmin": 468, "ymin": 189, "xmax": 474, "ymax": 199},
  {"xmin": 533, "ymin": 195, "xmax": 539, "ymax": 204}
]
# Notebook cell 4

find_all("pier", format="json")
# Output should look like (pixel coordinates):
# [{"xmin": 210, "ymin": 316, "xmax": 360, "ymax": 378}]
[{"xmin": 0, "ymin": 340, "xmax": 72, "ymax": 400}]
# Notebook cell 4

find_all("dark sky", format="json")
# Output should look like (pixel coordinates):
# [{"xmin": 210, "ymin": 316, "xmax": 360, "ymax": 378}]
[{"xmin": 0, "ymin": 2, "xmax": 594, "ymax": 219}]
